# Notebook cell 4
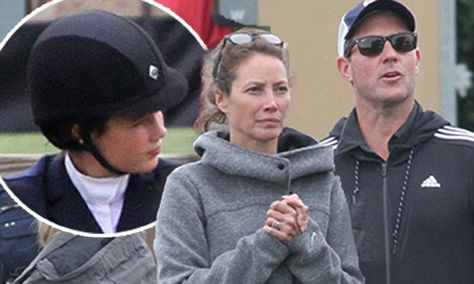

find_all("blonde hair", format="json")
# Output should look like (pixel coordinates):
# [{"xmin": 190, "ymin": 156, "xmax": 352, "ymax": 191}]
[
  {"xmin": 37, "ymin": 222, "xmax": 156, "ymax": 258},
  {"xmin": 37, "ymin": 221, "xmax": 61, "ymax": 248}
]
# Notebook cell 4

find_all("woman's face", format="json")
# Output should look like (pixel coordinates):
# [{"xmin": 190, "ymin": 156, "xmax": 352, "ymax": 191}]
[
  {"xmin": 216, "ymin": 53, "xmax": 290, "ymax": 154},
  {"xmin": 91, "ymin": 110, "xmax": 167, "ymax": 174}
]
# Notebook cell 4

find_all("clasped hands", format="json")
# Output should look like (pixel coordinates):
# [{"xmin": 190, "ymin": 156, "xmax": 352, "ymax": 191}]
[{"xmin": 263, "ymin": 193, "xmax": 309, "ymax": 242}]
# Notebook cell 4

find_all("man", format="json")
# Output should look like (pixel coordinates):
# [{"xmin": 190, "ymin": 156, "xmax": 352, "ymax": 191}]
[{"xmin": 322, "ymin": 0, "xmax": 474, "ymax": 283}]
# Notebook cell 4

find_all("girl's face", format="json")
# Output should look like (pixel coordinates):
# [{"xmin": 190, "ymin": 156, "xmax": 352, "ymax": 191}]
[
  {"xmin": 90, "ymin": 110, "xmax": 167, "ymax": 175},
  {"xmin": 216, "ymin": 53, "xmax": 290, "ymax": 154}
]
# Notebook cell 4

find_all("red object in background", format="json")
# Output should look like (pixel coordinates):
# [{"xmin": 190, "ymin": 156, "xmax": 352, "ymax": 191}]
[
  {"xmin": 155, "ymin": 0, "xmax": 233, "ymax": 48},
  {"xmin": 45, "ymin": 0, "xmax": 233, "ymax": 48}
]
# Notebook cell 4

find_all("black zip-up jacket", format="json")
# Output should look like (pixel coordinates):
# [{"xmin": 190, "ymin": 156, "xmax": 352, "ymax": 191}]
[{"xmin": 322, "ymin": 102, "xmax": 474, "ymax": 284}]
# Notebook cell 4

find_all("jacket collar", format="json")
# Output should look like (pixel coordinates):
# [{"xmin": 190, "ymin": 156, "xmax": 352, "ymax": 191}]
[
  {"xmin": 45, "ymin": 154, "xmax": 103, "ymax": 233},
  {"xmin": 331, "ymin": 101, "xmax": 449, "ymax": 162},
  {"xmin": 194, "ymin": 128, "xmax": 334, "ymax": 185},
  {"xmin": 44, "ymin": 154, "xmax": 170, "ymax": 233}
]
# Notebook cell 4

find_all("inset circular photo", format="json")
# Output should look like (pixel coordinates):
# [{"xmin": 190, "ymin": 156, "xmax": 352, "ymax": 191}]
[{"xmin": 0, "ymin": 0, "xmax": 205, "ymax": 237}]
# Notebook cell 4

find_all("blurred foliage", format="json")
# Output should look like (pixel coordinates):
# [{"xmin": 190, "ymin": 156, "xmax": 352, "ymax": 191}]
[
  {"xmin": 0, "ymin": 128, "xmax": 198, "ymax": 155},
  {"xmin": 457, "ymin": 0, "xmax": 474, "ymax": 131}
]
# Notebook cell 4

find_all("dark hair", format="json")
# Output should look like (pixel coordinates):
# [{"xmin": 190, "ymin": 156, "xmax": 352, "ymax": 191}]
[
  {"xmin": 194, "ymin": 27, "xmax": 290, "ymax": 132},
  {"xmin": 40, "ymin": 117, "xmax": 108, "ymax": 151}
]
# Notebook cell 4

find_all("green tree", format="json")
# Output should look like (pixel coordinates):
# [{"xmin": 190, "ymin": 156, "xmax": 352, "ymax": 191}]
[{"xmin": 457, "ymin": 0, "xmax": 474, "ymax": 131}]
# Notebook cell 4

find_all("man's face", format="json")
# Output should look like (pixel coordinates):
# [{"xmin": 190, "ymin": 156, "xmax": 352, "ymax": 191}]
[{"xmin": 340, "ymin": 11, "xmax": 421, "ymax": 108}]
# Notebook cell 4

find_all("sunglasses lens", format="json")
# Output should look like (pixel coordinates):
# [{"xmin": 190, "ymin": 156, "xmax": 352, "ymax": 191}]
[
  {"xmin": 261, "ymin": 34, "xmax": 283, "ymax": 46},
  {"xmin": 358, "ymin": 36, "xmax": 385, "ymax": 56},
  {"xmin": 391, "ymin": 33, "xmax": 417, "ymax": 53},
  {"xmin": 228, "ymin": 33, "xmax": 283, "ymax": 47},
  {"xmin": 214, "ymin": 32, "xmax": 284, "ymax": 78},
  {"xmin": 353, "ymin": 33, "xmax": 417, "ymax": 57},
  {"xmin": 228, "ymin": 33, "xmax": 253, "ymax": 45}
]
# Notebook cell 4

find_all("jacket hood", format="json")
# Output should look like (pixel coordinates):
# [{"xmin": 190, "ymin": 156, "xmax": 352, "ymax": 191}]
[
  {"xmin": 330, "ymin": 101, "xmax": 449, "ymax": 157},
  {"xmin": 193, "ymin": 128, "xmax": 334, "ymax": 185}
]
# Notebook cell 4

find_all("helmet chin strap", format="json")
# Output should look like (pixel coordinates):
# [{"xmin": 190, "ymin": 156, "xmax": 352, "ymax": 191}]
[{"xmin": 80, "ymin": 135, "xmax": 127, "ymax": 176}]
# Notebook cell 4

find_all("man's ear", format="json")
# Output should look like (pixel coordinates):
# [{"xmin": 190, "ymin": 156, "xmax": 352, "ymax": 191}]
[
  {"xmin": 215, "ymin": 90, "xmax": 228, "ymax": 113},
  {"xmin": 336, "ymin": 56, "xmax": 353, "ymax": 83},
  {"xmin": 414, "ymin": 48, "xmax": 421, "ymax": 75}
]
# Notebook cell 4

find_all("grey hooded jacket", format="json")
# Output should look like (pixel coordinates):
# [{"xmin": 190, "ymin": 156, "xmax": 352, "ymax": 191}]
[
  {"xmin": 155, "ymin": 129, "xmax": 363, "ymax": 283},
  {"xmin": 13, "ymin": 232, "xmax": 156, "ymax": 284}
]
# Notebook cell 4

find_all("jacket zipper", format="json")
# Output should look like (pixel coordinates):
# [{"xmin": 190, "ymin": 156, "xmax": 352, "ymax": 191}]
[{"xmin": 381, "ymin": 162, "xmax": 392, "ymax": 284}]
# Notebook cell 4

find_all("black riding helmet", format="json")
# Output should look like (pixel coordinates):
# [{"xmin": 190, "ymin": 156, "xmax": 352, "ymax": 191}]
[{"xmin": 28, "ymin": 9, "xmax": 188, "ymax": 174}]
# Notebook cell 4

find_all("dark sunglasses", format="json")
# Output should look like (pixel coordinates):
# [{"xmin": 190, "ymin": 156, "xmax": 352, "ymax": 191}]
[
  {"xmin": 344, "ymin": 32, "xmax": 417, "ymax": 58},
  {"xmin": 212, "ymin": 32, "xmax": 284, "ymax": 78}
]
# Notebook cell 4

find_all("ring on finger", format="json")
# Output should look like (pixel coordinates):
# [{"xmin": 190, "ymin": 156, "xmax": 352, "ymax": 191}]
[{"xmin": 271, "ymin": 220, "xmax": 281, "ymax": 231}]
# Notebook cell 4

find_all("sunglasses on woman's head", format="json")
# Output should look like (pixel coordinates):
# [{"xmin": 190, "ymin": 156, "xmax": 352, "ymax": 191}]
[
  {"xmin": 224, "ymin": 32, "xmax": 283, "ymax": 46},
  {"xmin": 212, "ymin": 32, "xmax": 284, "ymax": 78},
  {"xmin": 344, "ymin": 32, "xmax": 417, "ymax": 58}
]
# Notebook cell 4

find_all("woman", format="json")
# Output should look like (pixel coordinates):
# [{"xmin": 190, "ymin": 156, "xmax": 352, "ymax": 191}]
[
  {"xmin": 3, "ymin": 10, "xmax": 188, "ymax": 235},
  {"xmin": 154, "ymin": 27, "xmax": 363, "ymax": 283}
]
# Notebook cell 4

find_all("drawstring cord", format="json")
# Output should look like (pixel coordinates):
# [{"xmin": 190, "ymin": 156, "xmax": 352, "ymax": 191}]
[
  {"xmin": 352, "ymin": 160, "xmax": 360, "ymax": 205},
  {"xmin": 392, "ymin": 148, "xmax": 414, "ymax": 255}
]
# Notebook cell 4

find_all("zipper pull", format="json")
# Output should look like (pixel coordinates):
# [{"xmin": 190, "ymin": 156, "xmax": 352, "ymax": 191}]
[{"xmin": 381, "ymin": 162, "xmax": 388, "ymax": 177}]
